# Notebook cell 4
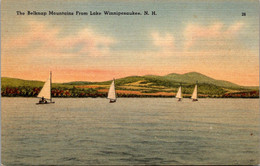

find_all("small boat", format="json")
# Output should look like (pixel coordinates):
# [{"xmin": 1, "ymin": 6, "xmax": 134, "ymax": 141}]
[
  {"xmin": 191, "ymin": 82, "xmax": 198, "ymax": 102},
  {"xmin": 36, "ymin": 71, "xmax": 55, "ymax": 105},
  {"xmin": 107, "ymin": 78, "xmax": 117, "ymax": 103},
  {"xmin": 176, "ymin": 85, "xmax": 182, "ymax": 101}
]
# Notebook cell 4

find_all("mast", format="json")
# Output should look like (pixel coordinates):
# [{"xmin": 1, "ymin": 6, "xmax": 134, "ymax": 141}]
[
  {"xmin": 50, "ymin": 71, "xmax": 52, "ymax": 102},
  {"xmin": 180, "ymin": 83, "xmax": 182, "ymax": 99},
  {"xmin": 114, "ymin": 78, "xmax": 117, "ymax": 100},
  {"xmin": 196, "ymin": 81, "xmax": 198, "ymax": 99}
]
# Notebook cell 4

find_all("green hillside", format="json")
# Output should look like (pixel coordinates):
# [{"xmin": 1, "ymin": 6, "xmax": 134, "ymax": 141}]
[
  {"xmin": 65, "ymin": 72, "xmax": 243, "ymax": 89},
  {"xmin": 1, "ymin": 77, "xmax": 73, "ymax": 89},
  {"xmin": 62, "ymin": 81, "xmax": 92, "ymax": 85},
  {"xmin": 163, "ymin": 72, "xmax": 241, "ymax": 88},
  {"xmin": 1, "ymin": 77, "xmax": 44, "ymax": 88}
]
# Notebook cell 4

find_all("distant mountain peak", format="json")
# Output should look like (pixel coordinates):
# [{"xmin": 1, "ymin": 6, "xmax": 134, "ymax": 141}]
[
  {"xmin": 184, "ymin": 72, "xmax": 206, "ymax": 76},
  {"xmin": 166, "ymin": 73, "xmax": 179, "ymax": 76},
  {"xmin": 183, "ymin": 72, "xmax": 212, "ymax": 78}
]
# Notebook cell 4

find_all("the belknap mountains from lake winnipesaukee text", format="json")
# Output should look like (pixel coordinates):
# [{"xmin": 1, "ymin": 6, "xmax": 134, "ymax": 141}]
[
  {"xmin": 17, "ymin": 10, "xmax": 155, "ymax": 16},
  {"xmin": 1, "ymin": 72, "xmax": 259, "ymax": 98}
]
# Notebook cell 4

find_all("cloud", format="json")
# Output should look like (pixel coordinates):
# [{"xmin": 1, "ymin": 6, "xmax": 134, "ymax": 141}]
[
  {"xmin": 152, "ymin": 32, "xmax": 174, "ymax": 48},
  {"xmin": 151, "ymin": 32, "xmax": 175, "ymax": 56},
  {"xmin": 1, "ymin": 20, "xmax": 117, "ymax": 81},
  {"xmin": 184, "ymin": 22, "xmax": 244, "ymax": 49},
  {"xmin": 150, "ymin": 21, "xmax": 245, "ymax": 57},
  {"xmin": 3, "ymin": 21, "xmax": 116, "ymax": 57}
]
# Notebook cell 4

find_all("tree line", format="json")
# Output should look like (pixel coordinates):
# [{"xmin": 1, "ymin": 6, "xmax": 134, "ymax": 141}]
[{"xmin": 1, "ymin": 86, "xmax": 258, "ymax": 98}]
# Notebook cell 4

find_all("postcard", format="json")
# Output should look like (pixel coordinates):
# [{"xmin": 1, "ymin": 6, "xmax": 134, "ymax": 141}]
[{"xmin": 1, "ymin": 0, "xmax": 259, "ymax": 165}]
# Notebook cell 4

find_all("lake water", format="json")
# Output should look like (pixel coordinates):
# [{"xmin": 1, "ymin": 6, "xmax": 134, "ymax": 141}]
[{"xmin": 1, "ymin": 98, "xmax": 259, "ymax": 165}]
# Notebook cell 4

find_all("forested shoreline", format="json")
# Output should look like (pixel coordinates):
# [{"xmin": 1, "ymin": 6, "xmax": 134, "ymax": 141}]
[{"xmin": 1, "ymin": 86, "xmax": 258, "ymax": 98}]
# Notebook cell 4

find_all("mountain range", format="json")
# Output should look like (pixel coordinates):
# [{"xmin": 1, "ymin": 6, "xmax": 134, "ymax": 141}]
[{"xmin": 63, "ymin": 72, "xmax": 249, "ymax": 89}]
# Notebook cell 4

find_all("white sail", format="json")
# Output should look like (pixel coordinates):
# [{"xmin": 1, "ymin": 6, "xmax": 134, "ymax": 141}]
[
  {"xmin": 37, "ymin": 73, "xmax": 51, "ymax": 100},
  {"xmin": 176, "ymin": 86, "xmax": 182, "ymax": 99},
  {"xmin": 191, "ymin": 84, "xmax": 197, "ymax": 99},
  {"xmin": 107, "ymin": 80, "xmax": 116, "ymax": 100}
]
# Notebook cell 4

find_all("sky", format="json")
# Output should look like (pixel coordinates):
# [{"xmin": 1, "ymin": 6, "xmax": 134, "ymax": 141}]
[{"xmin": 1, "ymin": 0, "xmax": 259, "ymax": 86}]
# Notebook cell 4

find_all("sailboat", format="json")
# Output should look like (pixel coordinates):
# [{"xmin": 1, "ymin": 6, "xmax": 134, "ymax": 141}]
[
  {"xmin": 107, "ymin": 78, "xmax": 117, "ymax": 103},
  {"xmin": 36, "ymin": 71, "xmax": 55, "ymax": 105},
  {"xmin": 191, "ymin": 82, "xmax": 198, "ymax": 101},
  {"xmin": 176, "ymin": 85, "xmax": 182, "ymax": 101}
]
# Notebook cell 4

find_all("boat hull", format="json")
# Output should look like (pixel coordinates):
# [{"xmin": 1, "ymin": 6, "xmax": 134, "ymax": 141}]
[
  {"xmin": 36, "ymin": 102, "xmax": 55, "ymax": 105},
  {"xmin": 109, "ymin": 100, "xmax": 116, "ymax": 103}
]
